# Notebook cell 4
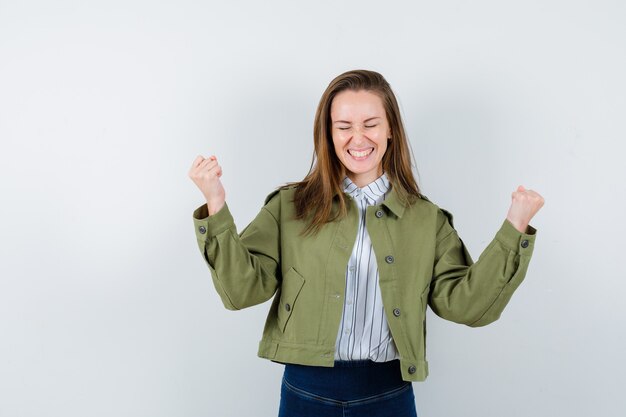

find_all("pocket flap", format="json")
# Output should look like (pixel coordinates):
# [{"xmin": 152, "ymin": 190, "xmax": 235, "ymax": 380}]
[{"xmin": 277, "ymin": 267, "xmax": 305, "ymax": 332}]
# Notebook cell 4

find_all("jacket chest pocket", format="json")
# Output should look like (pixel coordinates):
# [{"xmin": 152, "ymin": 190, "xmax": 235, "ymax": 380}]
[{"xmin": 277, "ymin": 267, "xmax": 306, "ymax": 333}]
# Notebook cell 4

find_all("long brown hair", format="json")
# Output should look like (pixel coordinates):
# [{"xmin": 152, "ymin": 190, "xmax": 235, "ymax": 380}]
[{"xmin": 278, "ymin": 69, "xmax": 423, "ymax": 237}]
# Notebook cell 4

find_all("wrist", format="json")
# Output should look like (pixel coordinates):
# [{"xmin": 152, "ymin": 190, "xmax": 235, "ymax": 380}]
[
  {"xmin": 506, "ymin": 217, "xmax": 529, "ymax": 234},
  {"xmin": 207, "ymin": 201, "xmax": 225, "ymax": 216}
]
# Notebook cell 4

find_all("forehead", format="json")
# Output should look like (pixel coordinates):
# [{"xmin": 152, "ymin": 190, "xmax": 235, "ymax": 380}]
[{"xmin": 330, "ymin": 90, "xmax": 384, "ymax": 120}]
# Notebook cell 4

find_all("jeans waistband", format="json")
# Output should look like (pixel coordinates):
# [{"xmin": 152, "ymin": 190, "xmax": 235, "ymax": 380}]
[
  {"xmin": 283, "ymin": 359, "xmax": 405, "ymax": 401},
  {"xmin": 333, "ymin": 359, "xmax": 392, "ymax": 367}
]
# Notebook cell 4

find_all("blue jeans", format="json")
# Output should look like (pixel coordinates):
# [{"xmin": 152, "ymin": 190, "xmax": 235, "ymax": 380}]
[{"xmin": 278, "ymin": 359, "xmax": 418, "ymax": 417}]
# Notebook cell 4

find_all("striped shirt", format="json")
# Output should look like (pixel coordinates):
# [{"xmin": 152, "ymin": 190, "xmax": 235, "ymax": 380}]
[{"xmin": 334, "ymin": 171, "xmax": 400, "ymax": 362}]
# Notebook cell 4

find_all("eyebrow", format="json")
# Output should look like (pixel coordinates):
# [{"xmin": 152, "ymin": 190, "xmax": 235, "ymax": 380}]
[{"xmin": 333, "ymin": 116, "xmax": 381, "ymax": 124}]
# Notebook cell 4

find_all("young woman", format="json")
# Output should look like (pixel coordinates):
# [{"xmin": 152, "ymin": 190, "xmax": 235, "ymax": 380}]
[{"xmin": 188, "ymin": 69, "xmax": 544, "ymax": 417}]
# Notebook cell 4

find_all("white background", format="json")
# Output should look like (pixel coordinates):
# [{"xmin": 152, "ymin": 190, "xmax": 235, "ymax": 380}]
[{"xmin": 1, "ymin": 1, "xmax": 624, "ymax": 416}]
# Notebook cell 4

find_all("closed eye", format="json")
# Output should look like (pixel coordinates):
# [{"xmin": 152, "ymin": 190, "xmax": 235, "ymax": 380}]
[{"xmin": 338, "ymin": 125, "xmax": 377, "ymax": 130}]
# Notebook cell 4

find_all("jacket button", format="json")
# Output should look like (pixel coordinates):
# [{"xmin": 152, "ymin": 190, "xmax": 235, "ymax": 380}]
[
  {"xmin": 393, "ymin": 308, "xmax": 401, "ymax": 317},
  {"xmin": 408, "ymin": 365, "xmax": 416, "ymax": 374},
  {"xmin": 385, "ymin": 255, "xmax": 394, "ymax": 264},
  {"xmin": 521, "ymin": 239, "xmax": 529, "ymax": 248},
  {"xmin": 198, "ymin": 225, "xmax": 207, "ymax": 234},
  {"xmin": 375, "ymin": 210, "xmax": 384, "ymax": 218},
  {"xmin": 285, "ymin": 303, "xmax": 291, "ymax": 312}
]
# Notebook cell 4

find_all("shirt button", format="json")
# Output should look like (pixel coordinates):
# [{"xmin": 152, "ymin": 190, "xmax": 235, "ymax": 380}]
[
  {"xmin": 521, "ymin": 239, "xmax": 529, "ymax": 248},
  {"xmin": 349, "ymin": 266, "xmax": 356, "ymax": 272},
  {"xmin": 375, "ymin": 210, "xmax": 384, "ymax": 218},
  {"xmin": 285, "ymin": 303, "xmax": 291, "ymax": 312},
  {"xmin": 385, "ymin": 255, "xmax": 394, "ymax": 264},
  {"xmin": 345, "ymin": 328, "xmax": 350, "ymax": 334},
  {"xmin": 408, "ymin": 365, "xmax": 416, "ymax": 374},
  {"xmin": 393, "ymin": 308, "xmax": 401, "ymax": 317},
  {"xmin": 347, "ymin": 299, "xmax": 353, "ymax": 305},
  {"xmin": 198, "ymin": 225, "xmax": 207, "ymax": 234}
]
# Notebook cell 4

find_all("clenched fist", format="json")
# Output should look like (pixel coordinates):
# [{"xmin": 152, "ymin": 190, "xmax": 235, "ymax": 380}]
[
  {"xmin": 506, "ymin": 185, "xmax": 545, "ymax": 233},
  {"xmin": 188, "ymin": 155, "xmax": 225, "ymax": 215}
]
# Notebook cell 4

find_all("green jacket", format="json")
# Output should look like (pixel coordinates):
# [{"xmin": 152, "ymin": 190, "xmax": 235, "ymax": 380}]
[{"xmin": 192, "ymin": 184, "xmax": 537, "ymax": 382}]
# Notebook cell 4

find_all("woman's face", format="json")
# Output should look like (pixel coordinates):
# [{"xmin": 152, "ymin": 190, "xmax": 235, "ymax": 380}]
[{"xmin": 330, "ymin": 89, "xmax": 391, "ymax": 188}]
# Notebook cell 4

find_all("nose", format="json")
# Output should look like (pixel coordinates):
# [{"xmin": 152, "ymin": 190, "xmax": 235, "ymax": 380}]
[{"xmin": 352, "ymin": 123, "xmax": 369, "ymax": 140}]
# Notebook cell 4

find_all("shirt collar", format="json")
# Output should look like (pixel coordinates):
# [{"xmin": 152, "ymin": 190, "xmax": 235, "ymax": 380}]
[
  {"xmin": 342, "ymin": 172, "xmax": 391, "ymax": 205},
  {"xmin": 332, "ymin": 173, "xmax": 407, "ymax": 218},
  {"xmin": 333, "ymin": 173, "xmax": 407, "ymax": 218}
]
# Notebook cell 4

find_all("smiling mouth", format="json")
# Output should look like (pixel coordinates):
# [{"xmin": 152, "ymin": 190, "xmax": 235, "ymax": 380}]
[{"xmin": 348, "ymin": 148, "xmax": 374, "ymax": 158}]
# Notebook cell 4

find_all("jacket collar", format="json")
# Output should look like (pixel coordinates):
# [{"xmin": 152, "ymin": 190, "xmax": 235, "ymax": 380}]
[{"xmin": 380, "ymin": 182, "xmax": 406, "ymax": 219}]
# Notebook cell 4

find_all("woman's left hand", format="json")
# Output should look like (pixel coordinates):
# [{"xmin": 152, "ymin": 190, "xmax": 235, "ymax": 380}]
[{"xmin": 506, "ymin": 185, "xmax": 545, "ymax": 233}]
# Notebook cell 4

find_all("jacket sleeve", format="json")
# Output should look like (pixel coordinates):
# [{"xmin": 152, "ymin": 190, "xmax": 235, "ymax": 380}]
[
  {"xmin": 429, "ymin": 207, "xmax": 537, "ymax": 327},
  {"xmin": 191, "ymin": 193, "xmax": 281, "ymax": 310}
]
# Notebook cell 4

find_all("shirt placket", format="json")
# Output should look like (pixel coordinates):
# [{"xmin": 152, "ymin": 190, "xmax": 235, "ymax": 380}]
[
  {"xmin": 335, "ymin": 174, "xmax": 394, "ymax": 361},
  {"xmin": 336, "ymin": 191, "xmax": 359, "ymax": 358},
  {"xmin": 338, "ymin": 191, "xmax": 373, "ymax": 358}
]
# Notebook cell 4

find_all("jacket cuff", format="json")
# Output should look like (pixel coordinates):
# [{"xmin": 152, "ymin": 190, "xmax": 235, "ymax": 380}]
[
  {"xmin": 495, "ymin": 218, "xmax": 537, "ymax": 254},
  {"xmin": 192, "ymin": 202, "xmax": 235, "ymax": 240}
]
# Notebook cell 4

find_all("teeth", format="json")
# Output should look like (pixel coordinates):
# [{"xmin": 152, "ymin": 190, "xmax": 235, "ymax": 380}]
[{"xmin": 349, "ymin": 148, "xmax": 373, "ymax": 157}]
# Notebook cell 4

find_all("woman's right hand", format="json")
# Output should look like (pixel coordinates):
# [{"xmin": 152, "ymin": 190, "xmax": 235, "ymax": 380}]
[{"xmin": 188, "ymin": 155, "xmax": 225, "ymax": 215}]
